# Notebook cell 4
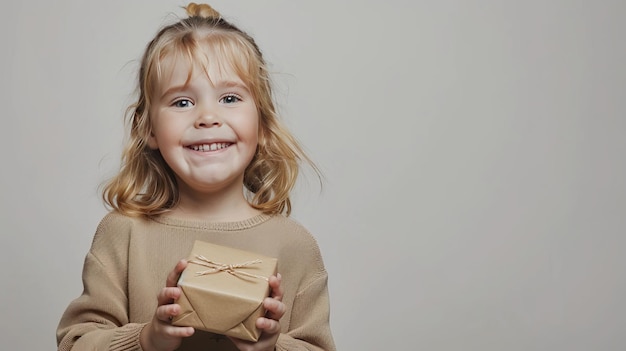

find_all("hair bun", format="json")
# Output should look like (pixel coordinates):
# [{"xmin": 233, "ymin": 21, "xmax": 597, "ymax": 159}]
[{"xmin": 185, "ymin": 2, "xmax": 221, "ymax": 18}]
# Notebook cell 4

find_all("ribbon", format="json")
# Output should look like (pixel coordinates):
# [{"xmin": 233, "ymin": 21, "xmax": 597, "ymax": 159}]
[{"xmin": 189, "ymin": 255, "xmax": 269, "ymax": 281}]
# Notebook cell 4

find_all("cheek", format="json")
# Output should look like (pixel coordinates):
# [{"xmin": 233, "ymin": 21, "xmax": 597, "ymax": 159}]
[
  {"xmin": 253, "ymin": 123, "xmax": 260, "ymax": 142},
  {"xmin": 246, "ymin": 113, "xmax": 261, "ymax": 144},
  {"xmin": 148, "ymin": 121, "xmax": 181, "ymax": 150}
]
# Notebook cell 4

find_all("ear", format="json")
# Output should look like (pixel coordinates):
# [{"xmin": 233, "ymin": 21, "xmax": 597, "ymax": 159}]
[
  {"xmin": 146, "ymin": 131, "xmax": 158, "ymax": 149},
  {"xmin": 135, "ymin": 109, "xmax": 159, "ymax": 149},
  {"xmin": 144, "ymin": 122, "xmax": 160, "ymax": 150},
  {"xmin": 256, "ymin": 121, "xmax": 265, "ymax": 149}
]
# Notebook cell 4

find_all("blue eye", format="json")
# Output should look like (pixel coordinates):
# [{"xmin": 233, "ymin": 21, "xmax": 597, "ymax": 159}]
[
  {"xmin": 173, "ymin": 99, "xmax": 193, "ymax": 108},
  {"xmin": 220, "ymin": 94, "xmax": 242, "ymax": 104}
]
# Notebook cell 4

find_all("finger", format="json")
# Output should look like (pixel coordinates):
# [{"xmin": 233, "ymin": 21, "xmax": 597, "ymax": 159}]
[
  {"xmin": 157, "ymin": 286, "xmax": 182, "ymax": 306},
  {"xmin": 263, "ymin": 297, "xmax": 286, "ymax": 320},
  {"xmin": 166, "ymin": 259, "xmax": 188, "ymax": 287},
  {"xmin": 156, "ymin": 303, "xmax": 181, "ymax": 323},
  {"xmin": 256, "ymin": 316, "xmax": 281, "ymax": 334},
  {"xmin": 166, "ymin": 326, "xmax": 195, "ymax": 338},
  {"xmin": 268, "ymin": 273, "xmax": 283, "ymax": 302}
]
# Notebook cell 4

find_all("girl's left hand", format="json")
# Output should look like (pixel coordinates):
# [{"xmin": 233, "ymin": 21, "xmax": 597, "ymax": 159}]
[{"xmin": 228, "ymin": 273, "xmax": 285, "ymax": 351}]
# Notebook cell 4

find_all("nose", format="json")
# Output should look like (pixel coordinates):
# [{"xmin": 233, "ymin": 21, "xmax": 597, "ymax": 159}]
[{"xmin": 194, "ymin": 105, "xmax": 222, "ymax": 128}]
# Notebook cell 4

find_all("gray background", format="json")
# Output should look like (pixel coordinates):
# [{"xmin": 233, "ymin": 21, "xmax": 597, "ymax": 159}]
[{"xmin": 1, "ymin": 0, "xmax": 625, "ymax": 350}]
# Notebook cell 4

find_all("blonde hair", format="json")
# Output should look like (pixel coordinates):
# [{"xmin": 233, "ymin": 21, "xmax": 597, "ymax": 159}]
[{"xmin": 102, "ymin": 3, "xmax": 317, "ymax": 217}]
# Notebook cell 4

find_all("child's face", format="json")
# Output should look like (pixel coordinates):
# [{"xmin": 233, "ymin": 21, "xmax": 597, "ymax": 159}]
[{"xmin": 147, "ymin": 56, "xmax": 259, "ymax": 196}]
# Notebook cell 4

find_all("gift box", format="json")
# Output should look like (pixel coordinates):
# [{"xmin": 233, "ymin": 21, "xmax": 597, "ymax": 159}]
[{"xmin": 172, "ymin": 240, "xmax": 278, "ymax": 341}]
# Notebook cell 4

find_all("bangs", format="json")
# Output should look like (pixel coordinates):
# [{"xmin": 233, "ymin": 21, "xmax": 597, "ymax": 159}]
[{"xmin": 146, "ymin": 30, "xmax": 262, "ymax": 100}]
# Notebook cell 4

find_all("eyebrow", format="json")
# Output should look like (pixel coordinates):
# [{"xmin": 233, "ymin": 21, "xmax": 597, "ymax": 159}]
[
  {"xmin": 213, "ymin": 80, "xmax": 250, "ymax": 91},
  {"xmin": 159, "ymin": 85, "xmax": 188, "ymax": 100}
]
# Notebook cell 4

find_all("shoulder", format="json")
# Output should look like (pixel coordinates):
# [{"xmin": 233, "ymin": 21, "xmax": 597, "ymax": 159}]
[
  {"xmin": 264, "ymin": 215, "xmax": 328, "ymax": 271},
  {"xmin": 96, "ymin": 211, "xmax": 132, "ymax": 230},
  {"xmin": 90, "ymin": 211, "xmax": 151, "ymax": 255},
  {"xmin": 265, "ymin": 215, "xmax": 322, "ymax": 249},
  {"xmin": 93, "ymin": 211, "xmax": 155, "ymax": 235}
]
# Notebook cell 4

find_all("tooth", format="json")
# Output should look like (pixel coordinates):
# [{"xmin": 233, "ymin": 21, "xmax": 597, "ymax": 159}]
[{"xmin": 190, "ymin": 143, "xmax": 231, "ymax": 151}]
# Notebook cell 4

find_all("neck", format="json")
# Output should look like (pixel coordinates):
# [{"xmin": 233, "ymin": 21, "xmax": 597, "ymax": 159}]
[{"xmin": 171, "ymin": 180, "xmax": 262, "ymax": 222}]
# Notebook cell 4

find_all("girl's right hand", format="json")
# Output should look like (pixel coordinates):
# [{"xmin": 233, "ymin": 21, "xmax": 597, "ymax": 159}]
[{"xmin": 140, "ymin": 259, "xmax": 195, "ymax": 351}]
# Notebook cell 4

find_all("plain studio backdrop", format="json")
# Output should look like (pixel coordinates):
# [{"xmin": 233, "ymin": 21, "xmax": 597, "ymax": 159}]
[{"xmin": 1, "ymin": 0, "xmax": 625, "ymax": 350}]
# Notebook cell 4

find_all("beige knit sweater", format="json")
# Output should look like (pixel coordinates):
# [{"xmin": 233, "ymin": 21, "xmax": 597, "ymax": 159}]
[{"xmin": 57, "ymin": 212, "xmax": 336, "ymax": 351}]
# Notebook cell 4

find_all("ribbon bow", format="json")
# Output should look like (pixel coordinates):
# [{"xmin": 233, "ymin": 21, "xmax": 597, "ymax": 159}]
[{"xmin": 189, "ymin": 255, "xmax": 268, "ymax": 281}]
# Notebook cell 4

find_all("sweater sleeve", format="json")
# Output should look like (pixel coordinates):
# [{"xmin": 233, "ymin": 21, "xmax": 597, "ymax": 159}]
[
  {"xmin": 57, "ymin": 214, "xmax": 145, "ymax": 351},
  {"xmin": 275, "ymin": 271, "xmax": 337, "ymax": 351}
]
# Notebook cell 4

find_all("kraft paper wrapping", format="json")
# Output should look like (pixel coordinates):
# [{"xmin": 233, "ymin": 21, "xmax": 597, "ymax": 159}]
[{"xmin": 172, "ymin": 240, "xmax": 278, "ymax": 342}]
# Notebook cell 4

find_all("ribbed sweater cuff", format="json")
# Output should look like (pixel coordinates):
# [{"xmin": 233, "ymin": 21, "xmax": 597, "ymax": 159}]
[{"xmin": 110, "ymin": 323, "xmax": 146, "ymax": 351}]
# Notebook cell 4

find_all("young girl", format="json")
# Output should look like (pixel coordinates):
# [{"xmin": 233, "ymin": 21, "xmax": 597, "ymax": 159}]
[{"xmin": 56, "ymin": 3, "xmax": 336, "ymax": 351}]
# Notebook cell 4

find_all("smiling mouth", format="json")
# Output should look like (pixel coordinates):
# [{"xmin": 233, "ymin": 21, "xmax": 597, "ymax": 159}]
[{"xmin": 187, "ymin": 142, "xmax": 232, "ymax": 152}]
